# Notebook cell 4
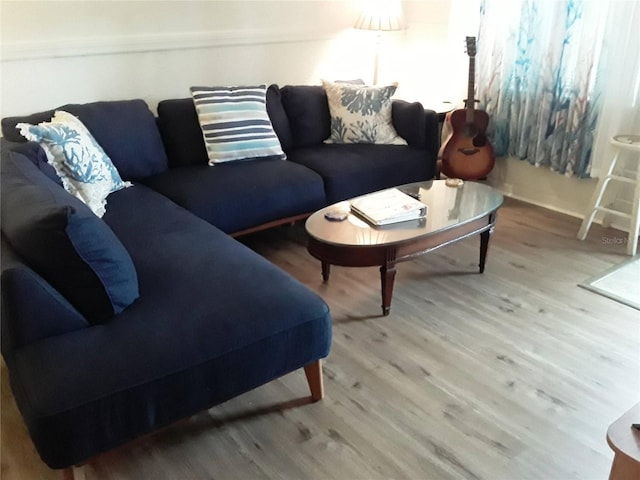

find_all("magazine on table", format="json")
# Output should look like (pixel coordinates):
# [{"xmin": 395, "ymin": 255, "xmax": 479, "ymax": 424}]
[{"xmin": 350, "ymin": 188, "xmax": 427, "ymax": 226}]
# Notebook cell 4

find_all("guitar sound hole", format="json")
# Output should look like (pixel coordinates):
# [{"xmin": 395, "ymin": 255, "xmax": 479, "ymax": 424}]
[
  {"xmin": 462, "ymin": 123, "xmax": 478, "ymax": 138},
  {"xmin": 473, "ymin": 134, "xmax": 487, "ymax": 147}
]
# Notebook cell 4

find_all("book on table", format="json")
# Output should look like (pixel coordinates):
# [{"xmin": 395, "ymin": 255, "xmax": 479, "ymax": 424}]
[{"xmin": 350, "ymin": 188, "xmax": 427, "ymax": 226}]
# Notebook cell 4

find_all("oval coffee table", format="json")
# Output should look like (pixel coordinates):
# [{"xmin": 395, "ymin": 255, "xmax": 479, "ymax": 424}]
[{"xmin": 305, "ymin": 180, "xmax": 504, "ymax": 315}]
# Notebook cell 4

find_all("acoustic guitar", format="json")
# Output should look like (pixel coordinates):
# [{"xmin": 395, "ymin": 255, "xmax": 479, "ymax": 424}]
[{"xmin": 440, "ymin": 37, "xmax": 495, "ymax": 180}]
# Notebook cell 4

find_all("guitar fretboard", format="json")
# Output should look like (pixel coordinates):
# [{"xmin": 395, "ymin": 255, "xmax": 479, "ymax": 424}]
[{"xmin": 466, "ymin": 55, "xmax": 475, "ymax": 124}]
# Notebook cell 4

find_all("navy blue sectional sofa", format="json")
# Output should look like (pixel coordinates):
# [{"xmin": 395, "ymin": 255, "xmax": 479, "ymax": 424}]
[{"xmin": 0, "ymin": 84, "xmax": 438, "ymax": 474}]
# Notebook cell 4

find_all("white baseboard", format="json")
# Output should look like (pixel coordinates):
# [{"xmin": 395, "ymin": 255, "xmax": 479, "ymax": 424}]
[{"xmin": 498, "ymin": 189, "xmax": 631, "ymax": 233}]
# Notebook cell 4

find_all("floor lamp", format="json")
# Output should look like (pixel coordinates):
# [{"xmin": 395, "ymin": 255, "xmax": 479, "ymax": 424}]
[{"xmin": 353, "ymin": 0, "xmax": 406, "ymax": 85}]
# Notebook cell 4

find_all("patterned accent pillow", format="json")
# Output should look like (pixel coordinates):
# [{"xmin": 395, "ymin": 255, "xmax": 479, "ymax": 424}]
[
  {"xmin": 190, "ymin": 85, "xmax": 286, "ymax": 165},
  {"xmin": 17, "ymin": 111, "xmax": 131, "ymax": 217},
  {"xmin": 322, "ymin": 80, "xmax": 407, "ymax": 145}
]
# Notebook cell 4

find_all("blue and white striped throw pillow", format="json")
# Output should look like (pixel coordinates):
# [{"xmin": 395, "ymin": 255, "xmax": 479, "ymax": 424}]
[{"xmin": 190, "ymin": 85, "xmax": 286, "ymax": 165}]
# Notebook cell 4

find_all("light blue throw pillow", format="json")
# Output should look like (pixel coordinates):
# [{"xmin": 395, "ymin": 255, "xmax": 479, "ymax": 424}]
[
  {"xmin": 17, "ymin": 111, "xmax": 131, "ymax": 217},
  {"xmin": 190, "ymin": 85, "xmax": 286, "ymax": 165},
  {"xmin": 322, "ymin": 80, "xmax": 407, "ymax": 145}
]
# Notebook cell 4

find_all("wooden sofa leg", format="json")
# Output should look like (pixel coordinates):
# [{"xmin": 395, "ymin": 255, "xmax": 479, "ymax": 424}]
[
  {"xmin": 61, "ymin": 465, "xmax": 86, "ymax": 480},
  {"xmin": 304, "ymin": 359, "xmax": 324, "ymax": 401}
]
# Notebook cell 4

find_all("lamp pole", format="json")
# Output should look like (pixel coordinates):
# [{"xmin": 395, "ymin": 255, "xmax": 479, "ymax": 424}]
[{"xmin": 373, "ymin": 32, "xmax": 381, "ymax": 85}]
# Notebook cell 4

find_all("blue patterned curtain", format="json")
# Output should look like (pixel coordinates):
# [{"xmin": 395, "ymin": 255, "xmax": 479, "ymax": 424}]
[{"xmin": 477, "ymin": 0, "xmax": 611, "ymax": 178}]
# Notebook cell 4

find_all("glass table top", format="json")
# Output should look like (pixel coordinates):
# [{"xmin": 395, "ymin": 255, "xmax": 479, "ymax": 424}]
[{"xmin": 305, "ymin": 180, "xmax": 504, "ymax": 247}]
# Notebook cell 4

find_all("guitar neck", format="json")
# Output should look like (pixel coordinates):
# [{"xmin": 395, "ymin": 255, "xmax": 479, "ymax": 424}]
[{"xmin": 466, "ymin": 55, "xmax": 475, "ymax": 123}]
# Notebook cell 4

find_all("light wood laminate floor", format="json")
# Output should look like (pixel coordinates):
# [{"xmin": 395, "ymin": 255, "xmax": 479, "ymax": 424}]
[{"xmin": 2, "ymin": 197, "xmax": 638, "ymax": 480}]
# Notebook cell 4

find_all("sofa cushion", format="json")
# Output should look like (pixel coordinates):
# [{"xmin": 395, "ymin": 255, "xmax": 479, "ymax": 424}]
[
  {"xmin": 280, "ymin": 85, "xmax": 331, "ymax": 147},
  {"xmin": 392, "ymin": 100, "xmax": 428, "ymax": 147},
  {"xmin": 2, "ymin": 109, "xmax": 56, "ymax": 142},
  {"xmin": 0, "ymin": 152, "xmax": 139, "ymax": 323},
  {"xmin": 287, "ymin": 144, "xmax": 435, "ymax": 203},
  {"xmin": 141, "ymin": 159, "xmax": 326, "ymax": 234},
  {"xmin": 66, "ymin": 100, "xmax": 169, "ymax": 180},
  {"xmin": 10, "ymin": 184, "xmax": 331, "ymax": 468},
  {"xmin": 322, "ymin": 80, "xmax": 406, "ymax": 145},
  {"xmin": 190, "ymin": 85, "xmax": 286, "ymax": 165},
  {"xmin": 17, "ymin": 111, "xmax": 130, "ymax": 217},
  {"xmin": 3, "ymin": 100, "xmax": 168, "ymax": 181},
  {"xmin": 265, "ymin": 84, "xmax": 293, "ymax": 151},
  {"xmin": 157, "ymin": 98, "xmax": 209, "ymax": 167}
]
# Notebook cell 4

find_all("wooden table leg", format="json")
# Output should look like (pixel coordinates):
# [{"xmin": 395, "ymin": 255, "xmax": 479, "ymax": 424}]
[
  {"xmin": 479, "ymin": 229, "xmax": 489, "ymax": 273},
  {"xmin": 380, "ymin": 264, "xmax": 397, "ymax": 316},
  {"xmin": 321, "ymin": 261, "xmax": 331, "ymax": 282},
  {"xmin": 479, "ymin": 214, "xmax": 497, "ymax": 273}
]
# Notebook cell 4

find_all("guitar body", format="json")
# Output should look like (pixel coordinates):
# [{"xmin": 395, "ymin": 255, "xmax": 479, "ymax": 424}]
[
  {"xmin": 441, "ymin": 109, "xmax": 495, "ymax": 179},
  {"xmin": 440, "ymin": 36, "xmax": 496, "ymax": 180}
]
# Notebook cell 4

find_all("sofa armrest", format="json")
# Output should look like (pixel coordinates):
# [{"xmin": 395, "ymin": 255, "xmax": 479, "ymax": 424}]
[
  {"xmin": 1, "ymin": 256, "xmax": 88, "ymax": 359},
  {"xmin": 391, "ymin": 100, "xmax": 439, "ymax": 155}
]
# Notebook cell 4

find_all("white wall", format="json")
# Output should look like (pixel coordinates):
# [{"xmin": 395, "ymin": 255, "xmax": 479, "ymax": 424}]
[
  {"xmin": 0, "ymin": 0, "xmax": 468, "ymax": 117},
  {"xmin": 486, "ymin": 152, "xmax": 636, "ymax": 233},
  {"xmin": 486, "ymin": 156, "xmax": 599, "ymax": 219},
  {"xmin": 0, "ymin": 1, "xmax": 354, "ymax": 115},
  {"xmin": 0, "ymin": 0, "xmax": 611, "ymax": 226}
]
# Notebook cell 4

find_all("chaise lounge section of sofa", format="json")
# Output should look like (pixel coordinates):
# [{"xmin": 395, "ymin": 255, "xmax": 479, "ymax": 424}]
[{"xmin": 0, "ymin": 84, "xmax": 438, "ymax": 477}]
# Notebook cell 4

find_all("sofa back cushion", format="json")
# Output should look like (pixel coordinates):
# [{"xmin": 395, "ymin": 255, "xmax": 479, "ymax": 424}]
[
  {"xmin": 280, "ymin": 85, "xmax": 331, "ymax": 148},
  {"xmin": 392, "ymin": 100, "xmax": 428, "ymax": 148},
  {"xmin": 265, "ymin": 84, "xmax": 293, "ymax": 151},
  {"xmin": 0, "ymin": 152, "xmax": 139, "ymax": 324},
  {"xmin": 2, "ymin": 100, "xmax": 168, "ymax": 181},
  {"xmin": 157, "ymin": 84, "xmax": 293, "ymax": 167},
  {"xmin": 157, "ymin": 98, "xmax": 209, "ymax": 167},
  {"xmin": 2, "ymin": 109, "xmax": 56, "ymax": 142}
]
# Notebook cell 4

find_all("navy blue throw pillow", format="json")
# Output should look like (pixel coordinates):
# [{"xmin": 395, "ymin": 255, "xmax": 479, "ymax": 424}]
[{"xmin": 0, "ymin": 152, "xmax": 139, "ymax": 324}]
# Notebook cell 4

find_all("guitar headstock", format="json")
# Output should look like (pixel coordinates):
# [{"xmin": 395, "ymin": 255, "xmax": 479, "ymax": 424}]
[{"xmin": 465, "ymin": 36, "xmax": 477, "ymax": 57}]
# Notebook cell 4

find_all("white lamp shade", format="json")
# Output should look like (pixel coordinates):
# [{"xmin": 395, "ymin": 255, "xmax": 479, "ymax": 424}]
[{"xmin": 354, "ymin": 0, "xmax": 406, "ymax": 31}]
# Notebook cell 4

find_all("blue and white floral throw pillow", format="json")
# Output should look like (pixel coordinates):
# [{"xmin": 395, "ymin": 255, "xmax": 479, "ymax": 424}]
[
  {"xmin": 17, "ymin": 111, "xmax": 131, "ymax": 217},
  {"xmin": 322, "ymin": 80, "xmax": 407, "ymax": 145}
]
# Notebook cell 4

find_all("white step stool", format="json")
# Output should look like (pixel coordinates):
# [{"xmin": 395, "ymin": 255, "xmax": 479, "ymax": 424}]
[{"xmin": 578, "ymin": 134, "xmax": 640, "ymax": 255}]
